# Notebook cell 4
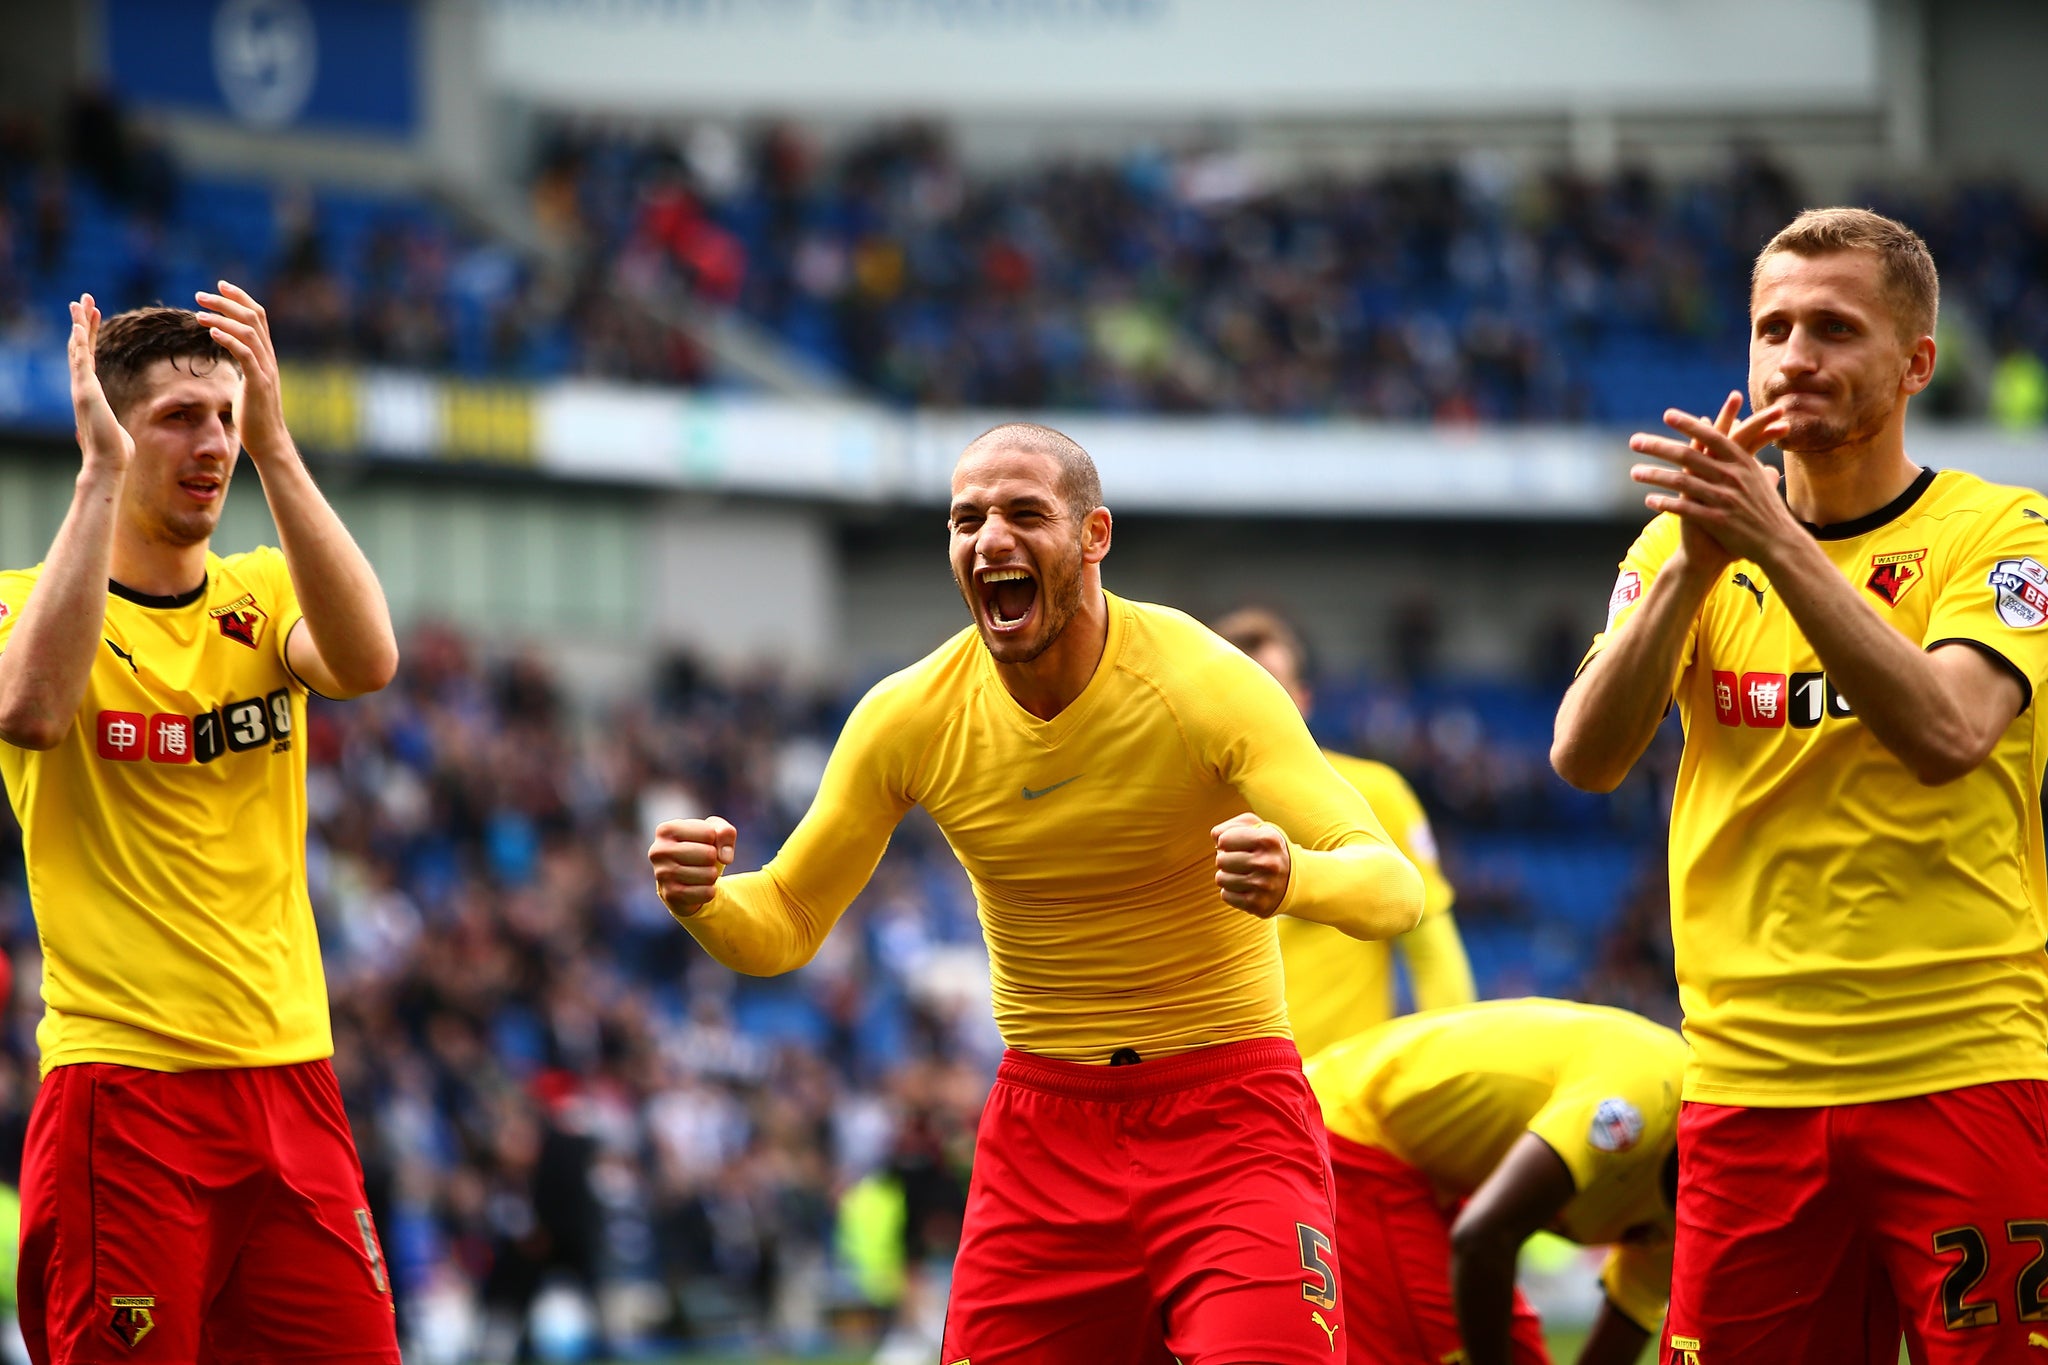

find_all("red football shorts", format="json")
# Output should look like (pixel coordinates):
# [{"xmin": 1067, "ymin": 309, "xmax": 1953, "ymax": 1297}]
[
  {"xmin": 1666, "ymin": 1080, "xmax": 2048, "ymax": 1365},
  {"xmin": 1327, "ymin": 1133, "xmax": 1551, "ymax": 1365},
  {"xmin": 19, "ymin": 1059, "xmax": 400, "ymax": 1365},
  {"xmin": 942, "ymin": 1037, "xmax": 1348, "ymax": 1365}
]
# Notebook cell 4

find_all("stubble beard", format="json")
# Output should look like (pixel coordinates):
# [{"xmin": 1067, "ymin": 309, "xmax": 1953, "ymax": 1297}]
[
  {"xmin": 1771, "ymin": 385, "xmax": 1898, "ymax": 457},
  {"xmin": 961, "ymin": 541, "xmax": 1086, "ymax": 666}
]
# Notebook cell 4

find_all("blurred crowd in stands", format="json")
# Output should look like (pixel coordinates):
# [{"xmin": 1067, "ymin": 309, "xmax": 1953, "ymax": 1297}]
[
  {"xmin": 0, "ymin": 609, "xmax": 1681, "ymax": 1360},
  {"xmin": 9, "ymin": 94, "xmax": 2048, "ymax": 424}
]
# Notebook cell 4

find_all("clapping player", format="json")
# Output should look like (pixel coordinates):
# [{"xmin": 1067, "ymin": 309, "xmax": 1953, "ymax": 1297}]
[
  {"xmin": 0, "ymin": 290, "xmax": 400, "ymax": 1363},
  {"xmin": 1555, "ymin": 210, "xmax": 2048, "ymax": 1364}
]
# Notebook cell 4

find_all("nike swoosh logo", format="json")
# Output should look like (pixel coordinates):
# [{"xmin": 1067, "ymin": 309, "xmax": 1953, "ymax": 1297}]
[{"xmin": 1021, "ymin": 776, "xmax": 1082, "ymax": 800}]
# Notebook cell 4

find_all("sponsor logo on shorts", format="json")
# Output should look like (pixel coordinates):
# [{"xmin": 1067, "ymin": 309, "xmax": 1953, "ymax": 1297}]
[
  {"xmin": 1589, "ymin": 1097, "xmax": 1644, "ymax": 1153},
  {"xmin": 1670, "ymin": 1333, "xmax": 1701, "ymax": 1365},
  {"xmin": 1866, "ymin": 548, "xmax": 1927, "ymax": 606},
  {"xmin": 108, "ymin": 1297, "xmax": 155, "ymax": 1348},
  {"xmin": 1311, "ymin": 1309, "xmax": 1341, "ymax": 1350},
  {"xmin": 2028, "ymin": 1331, "xmax": 2048, "ymax": 1349},
  {"xmin": 1990, "ymin": 557, "xmax": 2048, "ymax": 629}
]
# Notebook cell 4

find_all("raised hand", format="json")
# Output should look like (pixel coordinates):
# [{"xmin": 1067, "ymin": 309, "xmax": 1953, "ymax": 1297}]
[
  {"xmin": 1213, "ymin": 812, "xmax": 1292, "ymax": 918},
  {"xmin": 1630, "ymin": 393, "xmax": 1794, "ymax": 571},
  {"xmin": 68, "ymin": 294, "xmax": 134, "ymax": 476},
  {"xmin": 650, "ymin": 816, "xmax": 739, "ymax": 915},
  {"xmin": 194, "ymin": 280, "xmax": 292, "ymax": 465}
]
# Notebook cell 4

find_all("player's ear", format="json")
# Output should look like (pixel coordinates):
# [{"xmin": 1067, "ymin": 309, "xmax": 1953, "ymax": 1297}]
[
  {"xmin": 1081, "ymin": 506, "xmax": 1112, "ymax": 565},
  {"xmin": 1901, "ymin": 332, "xmax": 1936, "ymax": 396}
]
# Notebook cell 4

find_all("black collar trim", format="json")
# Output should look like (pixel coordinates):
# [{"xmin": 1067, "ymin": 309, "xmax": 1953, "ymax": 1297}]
[
  {"xmin": 109, "ymin": 575, "xmax": 208, "ymax": 609},
  {"xmin": 1799, "ymin": 466, "xmax": 1937, "ymax": 541}
]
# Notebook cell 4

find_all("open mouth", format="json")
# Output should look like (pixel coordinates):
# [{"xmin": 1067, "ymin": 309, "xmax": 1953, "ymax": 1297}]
[
  {"xmin": 178, "ymin": 474, "xmax": 223, "ymax": 503},
  {"xmin": 976, "ymin": 565, "xmax": 1039, "ymax": 632}
]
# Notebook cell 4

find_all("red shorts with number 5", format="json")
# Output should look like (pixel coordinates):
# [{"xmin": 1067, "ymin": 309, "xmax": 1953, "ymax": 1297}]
[
  {"xmin": 1666, "ymin": 1080, "xmax": 2048, "ymax": 1365},
  {"xmin": 942, "ymin": 1037, "xmax": 1347, "ymax": 1365},
  {"xmin": 19, "ymin": 1059, "xmax": 400, "ymax": 1365}
]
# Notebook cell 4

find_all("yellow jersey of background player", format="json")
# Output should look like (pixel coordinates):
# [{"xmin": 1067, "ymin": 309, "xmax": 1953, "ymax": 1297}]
[{"xmin": 1215, "ymin": 606, "xmax": 1474, "ymax": 1055}]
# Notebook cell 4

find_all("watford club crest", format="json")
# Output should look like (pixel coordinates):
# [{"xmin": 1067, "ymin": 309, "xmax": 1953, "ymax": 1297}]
[
  {"xmin": 108, "ymin": 1296, "xmax": 155, "ymax": 1348},
  {"xmin": 209, "ymin": 594, "xmax": 268, "ymax": 649},
  {"xmin": 1866, "ymin": 549, "xmax": 1927, "ymax": 607}
]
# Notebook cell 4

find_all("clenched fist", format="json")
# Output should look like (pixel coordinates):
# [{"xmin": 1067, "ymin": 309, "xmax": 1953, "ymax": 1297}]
[
  {"xmin": 1213, "ymin": 812, "xmax": 1292, "ymax": 918},
  {"xmin": 650, "ymin": 817, "xmax": 738, "ymax": 916}
]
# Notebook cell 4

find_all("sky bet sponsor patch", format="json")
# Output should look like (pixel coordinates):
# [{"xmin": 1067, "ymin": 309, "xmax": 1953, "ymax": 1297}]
[{"xmin": 1989, "ymin": 556, "xmax": 2048, "ymax": 628}]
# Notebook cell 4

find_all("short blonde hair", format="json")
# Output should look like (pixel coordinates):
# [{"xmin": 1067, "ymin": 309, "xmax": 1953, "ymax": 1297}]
[{"xmin": 1752, "ymin": 207, "xmax": 1939, "ymax": 342}]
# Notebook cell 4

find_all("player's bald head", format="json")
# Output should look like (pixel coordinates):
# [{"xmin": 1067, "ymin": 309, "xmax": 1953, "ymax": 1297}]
[{"xmin": 958, "ymin": 422, "xmax": 1102, "ymax": 519}]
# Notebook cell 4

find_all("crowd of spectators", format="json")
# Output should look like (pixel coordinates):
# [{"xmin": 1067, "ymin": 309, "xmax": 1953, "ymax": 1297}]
[
  {"xmin": 10, "ymin": 94, "xmax": 2048, "ymax": 424},
  {"xmin": 0, "ymin": 610, "xmax": 1677, "ymax": 1360},
  {"xmin": 539, "ymin": 120, "xmax": 2048, "ymax": 422}
]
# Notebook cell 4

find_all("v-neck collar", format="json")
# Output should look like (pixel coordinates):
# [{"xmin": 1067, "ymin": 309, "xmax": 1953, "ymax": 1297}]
[
  {"xmin": 1795, "ymin": 466, "xmax": 1937, "ymax": 541},
  {"xmin": 109, "ymin": 574, "xmax": 208, "ymax": 609},
  {"xmin": 982, "ymin": 590, "xmax": 1127, "ymax": 748}
]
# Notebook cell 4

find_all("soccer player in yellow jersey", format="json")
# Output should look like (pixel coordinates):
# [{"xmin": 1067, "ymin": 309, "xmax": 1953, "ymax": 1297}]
[
  {"xmin": 1306, "ymin": 999, "xmax": 1685, "ymax": 1365},
  {"xmin": 1553, "ymin": 209, "xmax": 2048, "ymax": 1365},
  {"xmin": 649, "ymin": 422, "xmax": 1425, "ymax": 1363},
  {"xmin": 1214, "ymin": 606, "xmax": 1474, "ymax": 1053},
  {"xmin": 0, "ymin": 292, "xmax": 400, "ymax": 1363}
]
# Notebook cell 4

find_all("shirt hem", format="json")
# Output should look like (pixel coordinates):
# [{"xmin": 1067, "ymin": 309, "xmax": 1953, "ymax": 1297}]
[
  {"xmin": 1683, "ymin": 1058, "xmax": 2048, "ymax": 1109},
  {"xmin": 39, "ymin": 1042, "xmax": 334, "ymax": 1078}
]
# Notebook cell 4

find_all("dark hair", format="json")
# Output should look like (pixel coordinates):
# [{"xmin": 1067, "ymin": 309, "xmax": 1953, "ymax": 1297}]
[
  {"xmin": 1753, "ymin": 207, "xmax": 1939, "ymax": 342},
  {"xmin": 94, "ymin": 306, "xmax": 238, "ymax": 418},
  {"xmin": 963, "ymin": 421, "xmax": 1103, "ymax": 518},
  {"xmin": 1213, "ymin": 605, "xmax": 1308, "ymax": 676}
]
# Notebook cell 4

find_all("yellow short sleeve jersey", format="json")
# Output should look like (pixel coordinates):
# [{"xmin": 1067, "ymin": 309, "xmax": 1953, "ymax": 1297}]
[
  {"xmin": 0, "ymin": 548, "xmax": 327, "ymax": 1075},
  {"xmin": 1306, "ymin": 998, "xmax": 1685, "ymax": 1331},
  {"xmin": 1278, "ymin": 752, "xmax": 1471, "ymax": 1058},
  {"xmin": 1587, "ymin": 470, "xmax": 2048, "ymax": 1106},
  {"xmin": 676, "ymin": 593, "xmax": 1425, "ymax": 1062}
]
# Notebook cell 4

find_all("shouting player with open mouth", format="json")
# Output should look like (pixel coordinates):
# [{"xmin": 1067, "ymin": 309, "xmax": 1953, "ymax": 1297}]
[{"xmin": 652, "ymin": 420, "xmax": 1423, "ymax": 1363}]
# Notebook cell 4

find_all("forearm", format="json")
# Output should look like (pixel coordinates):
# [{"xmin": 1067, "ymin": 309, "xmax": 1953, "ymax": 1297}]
[
  {"xmin": 1552, "ymin": 563, "xmax": 1712, "ymax": 792},
  {"xmin": 1767, "ymin": 534, "xmax": 1995, "ymax": 782},
  {"xmin": 0, "ymin": 467, "xmax": 125, "ymax": 747},
  {"xmin": 1448, "ymin": 1235, "xmax": 1523, "ymax": 1365},
  {"xmin": 1576, "ymin": 1297, "xmax": 1653, "ymax": 1365},
  {"xmin": 674, "ymin": 867, "xmax": 838, "ymax": 975},
  {"xmin": 1279, "ymin": 839, "xmax": 1424, "ymax": 940},
  {"xmin": 260, "ymin": 450, "xmax": 397, "ymax": 694}
]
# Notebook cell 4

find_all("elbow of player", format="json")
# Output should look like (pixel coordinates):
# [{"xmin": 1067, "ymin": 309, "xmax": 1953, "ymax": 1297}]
[
  {"xmin": 0, "ymin": 702, "xmax": 65, "ymax": 751},
  {"xmin": 336, "ymin": 640, "xmax": 402, "ymax": 698},
  {"xmin": 1448, "ymin": 1209, "xmax": 1520, "ymax": 1264},
  {"xmin": 1362, "ymin": 856, "xmax": 1426, "ymax": 938},
  {"xmin": 1909, "ymin": 741, "xmax": 1989, "ymax": 787},
  {"xmin": 1549, "ymin": 734, "xmax": 1625, "ymax": 794}
]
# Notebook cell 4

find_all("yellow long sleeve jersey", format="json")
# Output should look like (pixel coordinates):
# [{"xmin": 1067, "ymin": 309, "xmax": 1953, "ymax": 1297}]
[
  {"xmin": 675, "ymin": 594, "xmax": 1425, "ymax": 1061},
  {"xmin": 1279, "ymin": 751, "xmax": 1473, "ymax": 1057}
]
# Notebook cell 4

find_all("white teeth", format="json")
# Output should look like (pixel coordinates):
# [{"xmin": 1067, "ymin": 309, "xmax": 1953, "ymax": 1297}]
[{"xmin": 981, "ymin": 568, "xmax": 1029, "ymax": 582}]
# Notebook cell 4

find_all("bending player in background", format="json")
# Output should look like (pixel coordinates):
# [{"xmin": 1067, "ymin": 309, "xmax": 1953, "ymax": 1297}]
[
  {"xmin": 0, "ymin": 291, "xmax": 400, "ymax": 1364},
  {"xmin": 650, "ymin": 422, "xmax": 1423, "ymax": 1364},
  {"xmin": 1307, "ymin": 999, "xmax": 1684, "ymax": 1365},
  {"xmin": 1553, "ymin": 209, "xmax": 2048, "ymax": 1364},
  {"xmin": 1215, "ymin": 606, "xmax": 1474, "ymax": 1053}
]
